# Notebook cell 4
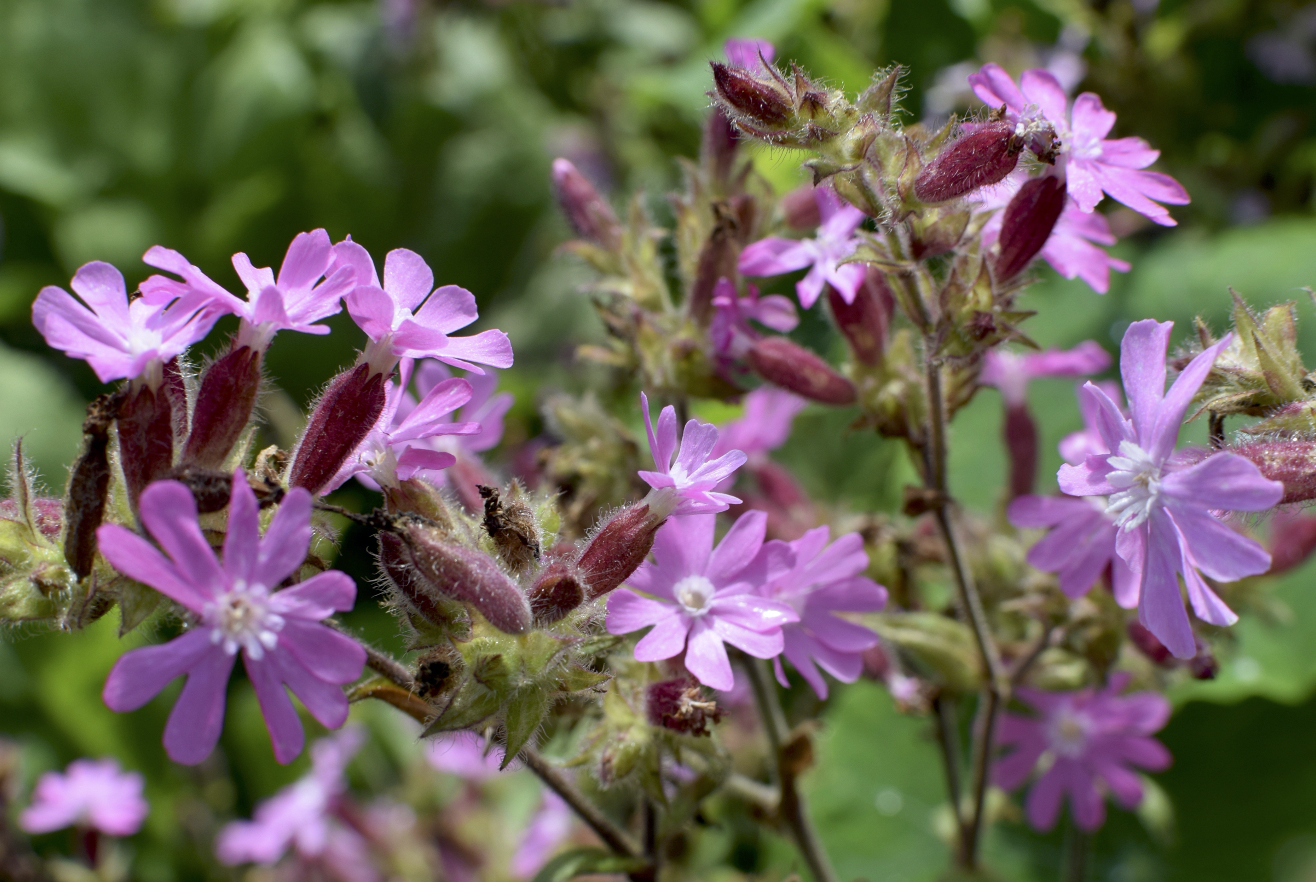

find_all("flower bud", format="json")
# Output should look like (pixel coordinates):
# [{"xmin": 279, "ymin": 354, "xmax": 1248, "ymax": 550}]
[
  {"xmin": 710, "ymin": 62, "xmax": 791, "ymax": 126},
  {"xmin": 994, "ymin": 176, "xmax": 1066, "ymax": 282},
  {"xmin": 781, "ymin": 184, "xmax": 823, "ymax": 230},
  {"xmin": 827, "ymin": 269, "xmax": 893, "ymax": 365},
  {"xmin": 378, "ymin": 532, "xmax": 470, "ymax": 634},
  {"xmin": 914, "ymin": 122, "xmax": 1023, "ymax": 204},
  {"xmin": 577, "ymin": 502, "xmax": 664, "ymax": 600},
  {"xmin": 1127, "ymin": 621, "xmax": 1173, "ymax": 666},
  {"xmin": 395, "ymin": 521, "xmax": 532, "ymax": 634},
  {"xmin": 646, "ymin": 678, "xmax": 722, "ymax": 736},
  {"xmin": 551, "ymin": 158, "xmax": 622, "ymax": 251},
  {"xmin": 162, "ymin": 358, "xmax": 189, "ymax": 444},
  {"xmin": 702, "ymin": 109, "xmax": 740, "ymax": 184},
  {"xmin": 64, "ymin": 393, "xmax": 117, "ymax": 579},
  {"xmin": 689, "ymin": 196, "xmax": 754, "ymax": 324},
  {"xmin": 1227, "ymin": 440, "xmax": 1316, "ymax": 504},
  {"xmin": 1267, "ymin": 512, "xmax": 1316, "ymax": 575},
  {"xmin": 747, "ymin": 336, "xmax": 857, "ymax": 405},
  {"xmin": 526, "ymin": 558, "xmax": 586, "ymax": 625},
  {"xmin": 1003, "ymin": 403, "xmax": 1038, "ymax": 499},
  {"xmin": 287, "ymin": 363, "xmax": 389, "ymax": 496},
  {"xmin": 117, "ymin": 382, "xmax": 175, "ymax": 506},
  {"xmin": 183, "ymin": 344, "xmax": 263, "ymax": 468}
]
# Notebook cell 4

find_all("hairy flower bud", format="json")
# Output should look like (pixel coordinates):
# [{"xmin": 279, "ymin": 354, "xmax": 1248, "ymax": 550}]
[
  {"xmin": 1127, "ymin": 621, "xmax": 1173, "ymax": 666},
  {"xmin": 378, "ymin": 532, "xmax": 469, "ymax": 633},
  {"xmin": 395, "ymin": 521, "xmax": 531, "ymax": 634},
  {"xmin": 1227, "ymin": 440, "xmax": 1316, "ymax": 504},
  {"xmin": 64, "ymin": 394, "xmax": 117, "ymax": 579},
  {"xmin": 747, "ymin": 336, "xmax": 857, "ymax": 405},
  {"xmin": 702, "ymin": 109, "xmax": 740, "ymax": 184},
  {"xmin": 117, "ymin": 382, "xmax": 175, "ymax": 506},
  {"xmin": 183, "ymin": 344, "xmax": 263, "ymax": 468},
  {"xmin": 646, "ymin": 678, "xmax": 722, "ymax": 736},
  {"xmin": 710, "ymin": 62, "xmax": 791, "ymax": 126},
  {"xmin": 914, "ymin": 121, "xmax": 1023, "ymax": 203},
  {"xmin": 551, "ymin": 158, "xmax": 622, "ymax": 251},
  {"xmin": 827, "ymin": 269, "xmax": 893, "ymax": 365},
  {"xmin": 287, "ymin": 363, "xmax": 389, "ymax": 496},
  {"xmin": 526, "ymin": 558, "xmax": 586, "ymax": 625},
  {"xmin": 689, "ymin": 197, "xmax": 754, "ymax": 324},
  {"xmin": 994, "ymin": 176, "xmax": 1066, "ymax": 282},
  {"xmin": 577, "ymin": 502, "xmax": 664, "ymax": 600}
]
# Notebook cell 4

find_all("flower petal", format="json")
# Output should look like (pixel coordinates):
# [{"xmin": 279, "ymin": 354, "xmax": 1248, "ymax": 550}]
[
  {"xmin": 162, "ymin": 646, "xmax": 236, "ymax": 765},
  {"xmin": 683, "ymin": 620, "xmax": 734, "ymax": 690}
]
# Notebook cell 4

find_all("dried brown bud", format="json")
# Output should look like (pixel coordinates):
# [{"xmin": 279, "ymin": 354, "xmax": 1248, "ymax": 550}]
[
  {"xmin": 415, "ymin": 644, "xmax": 464, "ymax": 701},
  {"xmin": 646, "ymin": 678, "xmax": 722, "ymax": 736},
  {"xmin": 551, "ymin": 158, "xmax": 622, "ymax": 251},
  {"xmin": 184, "ymin": 343, "xmax": 263, "ymax": 468},
  {"xmin": 163, "ymin": 464, "xmax": 234, "ymax": 514},
  {"xmin": 914, "ymin": 122, "xmax": 1022, "ymax": 204},
  {"xmin": 526, "ymin": 559, "xmax": 586, "ymax": 625},
  {"xmin": 64, "ymin": 393, "xmax": 118, "ymax": 579},
  {"xmin": 478, "ymin": 485, "xmax": 540, "ymax": 576},
  {"xmin": 747, "ymin": 336, "xmax": 857, "ymax": 405},
  {"xmin": 994, "ymin": 175, "xmax": 1066, "ymax": 281},
  {"xmin": 577, "ymin": 502, "xmax": 664, "ymax": 600},
  {"xmin": 395, "ymin": 521, "xmax": 532, "ymax": 634}
]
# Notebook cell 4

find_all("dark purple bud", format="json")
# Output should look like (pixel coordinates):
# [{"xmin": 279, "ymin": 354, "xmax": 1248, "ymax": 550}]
[
  {"xmin": 914, "ymin": 122, "xmax": 1022, "ymax": 204},
  {"xmin": 702, "ymin": 109, "xmax": 740, "ymax": 184},
  {"xmin": 646, "ymin": 678, "xmax": 722, "ymax": 736},
  {"xmin": 288, "ymin": 363, "xmax": 388, "ymax": 496},
  {"xmin": 1188, "ymin": 636, "xmax": 1218, "ymax": 680},
  {"xmin": 710, "ymin": 62, "xmax": 791, "ymax": 125},
  {"xmin": 64, "ymin": 393, "xmax": 118, "ymax": 579},
  {"xmin": 577, "ymin": 502, "xmax": 664, "ymax": 600},
  {"xmin": 781, "ymin": 184, "xmax": 823, "ymax": 230},
  {"xmin": 1228, "ymin": 440, "xmax": 1316, "ymax": 505},
  {"xmin": 395, "ymin": 521, "xmax": 532, "ymax": 634},
  {"xmin": 1127, "ymin": 621, "xmax": 1174, "ymax": 666},
  {"xmin": 184, "ymin": 344, "xmax": 263, "ymax": 468},
  {"xmin": 994, "ymin": 176, "xmax": 1066, "ymax": 282},
  {"xmin": 118, "ymin": 382, "xmax": 175, "ymax": 506},
  {"xmin": 551, "ymin": 158, "xmax": 622, "ymax": 251},
  {"xmin": 827, "ymin": 270, "xmax": 893, "ymax": 366},
  {"xmin": 378, "ymin": 532, "xmax": 469, "ymax": 633},
  {"xmin": 1003, "ymin": 403, "xmax": 1038, "ymax": 499},
  {"xmin": 747, "ymin": 336, "xmax": 857, "ymax": 405},
  {"xmin": 689, "ymin": 196, "xmax": 754, "ymax": 324},
  {"xmin": 526, "ymin": 558, "xmax": 586, "ymax": 625},
  {"xmin": 1267, "ymin": 513, "xmax": 1316, "ymax": 575}
]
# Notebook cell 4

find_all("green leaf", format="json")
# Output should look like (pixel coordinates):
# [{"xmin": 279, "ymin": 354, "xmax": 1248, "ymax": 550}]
[
  {"xmin": 555, "ymin": 664, "xmax": 611, "ymax": 695},
  {"xmin": 502, "ymin": 686, "xmax": 549, "ymax": 768},
  {"xmin": 115, "ymin": 577, "xmax": 161, "ymax": 636},
  {"xmin": 530, "ymin": 847, "xmax": 648, "ymax": 882}
]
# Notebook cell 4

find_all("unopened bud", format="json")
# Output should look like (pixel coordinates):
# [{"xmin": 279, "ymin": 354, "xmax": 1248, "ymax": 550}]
[
  {"xmin": 710, "ymin": 62, "xmax": 791, "ymax": 126},
  {"xmin": 1227, "ymin": 440, "xmax": 1316, "ymax": 505},
  {"xmin": 0, "ymin": 498, "xmax": 62, "ymax": 541},
  {"xmin": 162, "ymin": 358, "xmax": 189, "ymax": 444},
  {"xmin": 1003, "ymin": 403, "xmax": 1038, "ymax": 499},
  {"xmin": 1267, "ymin": 513, "xmax": 1316, "ymax": 575},
  {"xmin": 64, "ymin": 393, "xmax": 117, "ymax": 579},
  {"xmin": 551, "ymin": 158, "xmax": 622, "ymax": 251},
  {"xmin": 994, "ymin": 176, "xmax": 1066, "ymax": 281},
  {"xmin": 577, "ymin": 502, "xmax": 664, "ymax": 600},
  {"xmin": 118, "ymin": 382, "xmax": 175, "ymax": 506},
  {"xmin": 1127, "ymin": 621, "xmax": 1173, "ymax": 666},
  {"xmin": 689, "ymin": 197, "xmax": 753, "ymax": 324},
  {"xmin": 914, "ymin": 122, "xmax": 1023, "ymax": 203},
  {"xmin": 184, "ymin": 344, "xmax": 263, "ymax": 468},
  {"xmin": 287, "ymin": 363, "xmax": 389, "ymax": 496},
  {"xmin": 527, "ymin": 559, "xmax": 586, "ymax": 625},
  {"xmin": 646, "ymin": 678, "xmax": 722, "ymax": 736},
  {"xmin": 781, "ymin": 185, "xmax": 822, "ymax": 230},
  {"xmin": 702, "ymin": 109, "xmax": 740, "ymax": 184},
  {"xmin": 1188, "ymin": 636, "xmax": 1218, "ymax": 680},
  {"xmin": 827, "ymin": 269, "xmax": 893, "ymax": 365},
  {"xmin": 747, "ymin": 336, "xmax": 857, "ymax": 405},
  {"xmin": 395, "ymin": 521, "xmax": 532, "ymax": 634},
  {"xmin": 378, "ymin": 532, "xmax": 470, "ymax": 634}
]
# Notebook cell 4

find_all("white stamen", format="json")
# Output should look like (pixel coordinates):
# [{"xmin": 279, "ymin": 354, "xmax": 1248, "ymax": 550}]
[
  {"xmin": 205, "ymin": 579, "xmax": 284, "ymax": 659},
  {"xmin": 674, "ymin": 575, "xmax": 715, "ymax": 618},
  {"xmin": 1046, "ymin": 705, "xmax": 1091, "ymax": 758},
  {"xmin": 1104, "ymin": 439, "xmax": 1163, "ymax": 530}
]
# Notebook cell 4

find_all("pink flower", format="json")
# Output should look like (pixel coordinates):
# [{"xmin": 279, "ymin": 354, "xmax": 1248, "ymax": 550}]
[
  {"xmin": 99, "ymin": 474, "xmax": 365, "ymax": 765},
  {"xmin": 606, "ymin": 512, "xmax": 798, "ymax": 690},
  {"xmin": 19, "ymin": 758, "xmax": 148, "ymax": 836},
  {"xmin": 411, "ymin": 361, "xmax": 514, "ymax": 457},
  {"xmin": 426, "ymin": 731, "xmax": 513, "ymax": 780},
  {"xmin": 639, "ymin": 393, "xmax": 747, "ymax": 515},
  {"xmin": 143, "ymin": 229, "xmax": 356, "ymax": 349},
  {"xmin": 980, "ymin": 340, "xmax": 1110, "ymax": 407},
  {"xmin": 723, "ymin": 38, "xmax": 775, "ymax": 70},
  {"xmin": 217, "ymin": 729, "xmax": 376, "ymax": 882},
  {"xmin": 709, "ymin": 278, "xmax": 799, "ymax": 364},
  {"xmin": 969, "ymin": 64, "xmax": 1190, "ymax": 226},
  {"xmin": 738, "ymin": 186, "xmax": 867, "ymax": 308},
  {"xmin": 510, "ymin": 791, "xmax": 573, "ymax": 878},
  {"xmin": 1057, "ymin": 321, "xmax": 1283, "ymax": 657},
  {"xmin": 1058, "ymin": 380, "xmax": 1124, "ymax": 466},
  {"xmin": 752, "ymin": 527, "xmax": 888, "ymax": 699},
  {"xmin": 714, "ymin": 387, "xmax": 807, "ymax": 460},
  {"xmin": 995, "ymin": 674, "xmax": 1172, "ymax": 831},
  {"xmin": 32, "ymin": 261, "xmax": 215, "ymax": 384},
  {"xmin": 332, "ymin": 242, "xmax": 514, "ymax": 375},
  {"xmin": 1009, "ymin": 495, "xmax": 1134, "ymax": 603}
]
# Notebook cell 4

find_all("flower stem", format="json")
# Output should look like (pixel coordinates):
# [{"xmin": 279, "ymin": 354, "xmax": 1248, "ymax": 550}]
[
  {"xmin": 932, "ymin": 695, "xmax": 966, "ymax": 845},
  {"xmin": 520, "ymin": 746, "xmax": 642, "ymax": 859},
  {"xmin": 1063, "ymin": 822, "xmax": 1090, "ymax": 882}
]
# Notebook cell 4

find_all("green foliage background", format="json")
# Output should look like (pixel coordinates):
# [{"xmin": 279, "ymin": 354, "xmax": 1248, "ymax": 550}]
[{"xmin": 1, "ymin": 0, "xmax": 1315, "ymax": 879}]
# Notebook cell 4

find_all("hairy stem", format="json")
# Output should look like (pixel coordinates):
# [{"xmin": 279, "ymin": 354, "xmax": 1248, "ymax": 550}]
[
  {"xmin": 520, "ymin": 747, "xmax": 642, "ymax": 859},
  {"xmin": 743, "ymin": 657, "xmax": 839, "ymax": 882}
]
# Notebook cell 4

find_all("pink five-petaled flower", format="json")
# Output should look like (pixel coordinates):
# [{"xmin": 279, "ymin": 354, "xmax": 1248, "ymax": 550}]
[
  {"xmin": 969, "ymin": 64, "xmax": 1190, "ymax": 226},
  {"xmin": 216, "ymin": 728, "xmax": 376, "ymax": 881},
  {"xmin": 1057, "ymin": 320, "xmax": 1284, "ymax": 657},
  {"xmin": 33, "ymin": 261, "xmax": 215, "ymax": 385},
  {"xmin": 142, "ymin": 229, "xmax": 356, "ymax": 350},
  {"xmin": 994, "ymin": 674, "xmax": 1171, "ymax": 831},
  {"xmin": 639, "ymin": 392, "xmax": 747, "ymax": 516},
  {"xmin": 332, "ymin": 242, "xmax": 514, "ymax": 376},
  {"xmin": 19, "ymin": 758, "xmax": 148, "ymax": 837},
  {"xmin": 606, "ymin": 511, "xmax": 798, "ymax": 691},
  {"xmin": 709, "ymin": 277, "xmax": 799, "ymax": 364},
  {"xmin": 980, "ymin": 340, "xmax": 1111, "ymax": 408},
  {"xmin": 99, "ymin": 474, "xmax": 365, "ymax": 765},
  {"xmin": 752, "ymin": 527, "xmax": 888, "ymax": 699},
  {"xmin": 738, "ymin": 185, "xmax": 867, "ymax": 308}
]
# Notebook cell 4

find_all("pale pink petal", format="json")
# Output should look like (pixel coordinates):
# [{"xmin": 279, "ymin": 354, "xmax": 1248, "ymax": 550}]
[
  {"xmin": 278, "ymin": 619, "xmax": 366, "ymax": 683},
  {"xmin": 705, "ymin": 510, "xmax": 767, "ymax": 584},
  {"xmin": 103, "ymin": 630, "xmax": 215, "ymax": 712},
  {"xmin": 738, "ymin": 238, "xmax": 814, "ymax": 277},
  {"xmin": 412, "ymin": 284, "xmax": 479, "ymax": 334},
  {"xmin": 346, "ymin": 286, "xmax": 398, "ymax": 340},
  {"xmin": 1069, "ymin": 93, "xmax": 1117, "ymax": 142},
  {"xmin": 606, "ymin": 590, "xmax": 675, "ymax": 633},
  {"xmin": 968, "ymin": 63, "xmax": 1026, "ymax": 114},
  {"xmin": 97, "ymin": 524, "xmax": 208, "ymax": 611},
  {"xmin": 268, "ymin": 572, "xmax": 358, "ymax": 620},
  {"xmin": 383, "ymin": 249, "xmax": 435, "ymax": 311},
  {"xmin": 271, "ymin": 650, "xmax": 351, "ymax": 729},
  {"xmin": 1020, "ymin": 69, "xmax": 1070, "ymax": 131},
  {"xmin": 276, "ymin": 229, "xmax": 332, "ymax": 292},
  {"xmin": 1160, "ymin": 452, "xmax": 1282, "ymax": 511},
  {"xmin": 1166, "ymin": 505, "xmax": 1271, "ymax": 582},
  {"xmin": 711, "ymin": 616, "xmax": 783, "ymax": 659},
  {"xmin": 633, "ymin": 614, "xmax": 691, "ymax": 661},
  {"xmin": 1025, "ymin": 766, "xmax": 1066, "ymax": 831},
  {"xmin": 1119, "ymin": 320, "xmax": 1172, "ymax": 441},
  {"xmin": 257, "ymin": 488, "xmax": 313, "ymax": 587},
  {"xmin": 330, "ymin": 239, "xmax": 380, "ymax": 288},
  {"xmin": 683, "ymin": 620, "xmax": 734, "ymax": 690},
  {"xmin": 1138, "ymin": 510, "xmax": 1195, "ymax": 659},
  {"xmin": 138, "ymin": 482, "xmax": 226, "ymax": 598},
  {"xmin": 223, "ymin": 472, "xmax": 261, "ymax": 585}
]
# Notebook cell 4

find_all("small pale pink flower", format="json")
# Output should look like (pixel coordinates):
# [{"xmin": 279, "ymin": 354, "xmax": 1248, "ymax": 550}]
[
  {"xmin": 606, "ymin": 512, "xmax": 798, "ymax": 691},
  {"xmin": 739, "ymin": 186, "xmax": 867, "ymax": 308},
  {"xmin": 980, "ymin": 341, "xmax": 1111, "ymax": 407},
  {"xmin": 426, "ymin": 731, "xmax": 513, "ymax": 780},
  {"xmin": 99, "ymin": 474, "xmax": 365, "ymax": 765},
  {"xmin": 710, "ymin": 277, "xmax": 799, "ymax": 364},
  {"xmin": 19, "ymin": 758, "xmax": 148, "ymax": 837},
  {"xmin": 995, "ymin": 674, "xmax": 1171, "ymax": 831},
  {"xmin": 639, "ymin": 393, "xmax": 747, "ymax": 515},
  {"xmin": 714, "ymin": 387, "xmax": 807, "ymax": 461}
]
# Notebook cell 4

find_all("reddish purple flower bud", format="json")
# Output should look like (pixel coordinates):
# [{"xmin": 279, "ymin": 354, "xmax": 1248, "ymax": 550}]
[
  {"xmin": 710, "ymin": 62, "xmax": 792, "ymax": 125},
  {"xmin": 0, "ymin": 496, "xmax": 62, "ymax": 540},
  {"xmin": 1188, "ymin": 637, "xmax": 1218, "ymax": 680},
  {"xmin": 914, "ymin": 122, "xmax": 1024, "ymax": 204},
  {"xmin": 551, "ymin": 158, "xmax": 622, "ymax": 251},
  {"xmin": 526, "ymin": 558, "xmax": 586, "ymax": 625},
  {"xmin": 378, "ymin": 532, "xmax": 467, "ymax": 632},
  {"xmin": 646, "ymin": 678, "xmax": 722, "ymax": 736},
  {"xmin": 395, "ymin": 521, "xmax": 531, "ymax": 634},
  {"xmin": 702, "ymin": 109, "xmax": 740, "ymax": 184},
  {"xmin": 1227, "ymin": 440, "xmax": 1316, "ymax": 505},
  {"xmin": 827, "ymin": 269, "xmax": 893, "ymax": 365},
  {"xmin": 287, "ymin": 364, "xmax": 389, "ymax": 496},
  {"xmin": 690, "ymin": 197, "xmax": 755, "ymax": 324},
  {"xmin": 117, "ymin": 382, "xmax": 175, "ymax": 506},
  {"xmin": 162, "ymin": 358, "xmax": 188, "ymax": 443},
  {"xmin": 1267, "ymin": 512, "xmax": 1316, "ymax": 575},
  {"xmin": 1004, "ymin": 403, "xmax": 1038, "ymax": 499},
  {"xmin": 780, "ymin": 184, "xmax": 823, "ymax": 230},
  {"xmin": 183, "ymin": 344, "xmax": 263, "ymax": 468},
  {"xmin": 1126, "ymin": 621, "xmax": 1173, "ymax": 666},
  {"xmin": 995, "ymin": 176, "xmax": 1067, "ymax": 282},
  {"xmin": 577, "ymin": 502, "xmax": 665, "ymax": 600},
  {"xmin": 747, "ymin": 336, "xmax": 857, "ymax": 405},
  {"xmin": 64, "ymin": 394, "xmax": 117, "ymax": 578}
]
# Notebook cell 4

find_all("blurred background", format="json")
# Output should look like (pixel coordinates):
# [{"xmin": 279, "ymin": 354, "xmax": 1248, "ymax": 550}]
[{"xmin": 1, "ymin": 0, "xmax": 1316, "ymax": 879}]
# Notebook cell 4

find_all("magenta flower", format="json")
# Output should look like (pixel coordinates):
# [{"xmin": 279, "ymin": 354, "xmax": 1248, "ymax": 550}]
[
  {"xmin": 510, "ymin": 791, "xmax": 573, "ymax": 879},
  {"xmin": 995, "ymin": 674, "xmax": 1172, "ymax": 831},
  {"xmin": 969, "ymin": 64, "xmax": 1190, "ymax": 226},
  {"xmin": 751, "ymin": 527, "xmax": 888, "ymax": 699},
  {"xmin": 714, "ymin": 387, "xmax": 807, "ymax": 461},
  {"xmin": 606, "ymin": 512, "xmax": 798, "ymax": 691},
  {"xmin": 1009, "ymin": 495, "xmax": 1135, "ymax": 604},
  {"xmin": 99, "ymin": 474, "xmax": 366, "ymax": 764},
  {"xmin": 1058, "ymin": 380, "xmax": 1125, "ymax": 466},
  {"xmin": 738, "ymin": 185, "xmax": 867, "ymax": 308},
  {"xmin": 980, "ymin": 340, "xmax": 1111, "ymax": 407},
  {"xmin": 410, "ymin": 361, "xmax": 514, "ymax": 459},
  {"xmin": 1057, "ymin": 321, "xmax": 1283, "ymax": 657},
  {"xmin": 142, "ymin": 229, "xmax": 356, "ymax": 349},
  {"xmin": 217, "ymin": 728, "xmax": 375, "ymax": 880},
  {"xmin": 32, "ymin": 261, "xmax": 214, "ymax": 384},
  {"xmin": 639, "ymin": 393, "xmax": 747, "ymax": 515},
  {"xmin": 426, "ymin": 731, "xmax": 513, "ymax": 781},
  {"xmin": 19, "ymin": 758, "xmax": 148, "ymax": 837},
  {"xmin": 723, "ymin": 38, "xmax": 774, "ymax": 70},
  {"xmin": 709, "ymin": 277, "xmax": 799, "ymax": 363},
  {"xmin": 332, "ymin": 241, "xmax": 513, "ymax": 375}
]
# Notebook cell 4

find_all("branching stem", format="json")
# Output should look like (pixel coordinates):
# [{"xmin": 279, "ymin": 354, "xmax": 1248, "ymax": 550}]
[{"xmin": 520, "ymin": 747, "xmax": 642, "ymax": 859}]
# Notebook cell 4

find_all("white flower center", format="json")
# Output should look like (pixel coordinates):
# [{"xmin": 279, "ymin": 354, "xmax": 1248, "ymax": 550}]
[
  {"xmin": 1104, "ymin": 440, "xmax": 1163, "ymax": 530},
  {"xmin": 674, "ymin": 575, "xmax": 715, "ymax": 618},
  {"xmin": 205, "ymin": 580, "xmax": 284, "ymax": 659},
  {"xmin": 1045, "ymin": 706, "xmax": 1091, "ymax": 759}
]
